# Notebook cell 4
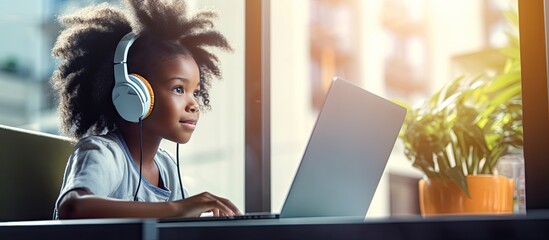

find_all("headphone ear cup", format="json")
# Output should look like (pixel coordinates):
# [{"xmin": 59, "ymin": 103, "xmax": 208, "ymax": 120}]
[
  {"xmin": 111, "ymin": 74, "xmax": 153, "ymax": 122},
  {"xmin": 129, "ymin": 73, "xmax": 154, "ymax": 118}
]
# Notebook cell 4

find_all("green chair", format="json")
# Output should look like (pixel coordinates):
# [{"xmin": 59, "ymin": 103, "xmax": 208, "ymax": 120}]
[{"xmin": 0, "ymin": 125, "xmax": 73, "ymax": 221}]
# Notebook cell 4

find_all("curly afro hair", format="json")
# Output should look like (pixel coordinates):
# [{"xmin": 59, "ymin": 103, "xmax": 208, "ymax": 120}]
[{"xmin": 50, "ymin": 0, "xmax": 232, "ymax": 139}]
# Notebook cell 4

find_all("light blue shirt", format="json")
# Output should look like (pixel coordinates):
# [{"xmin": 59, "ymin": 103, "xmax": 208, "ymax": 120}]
[{"xmin": 53, "ymin": 131, "xmax": 187, "ymax": 219}]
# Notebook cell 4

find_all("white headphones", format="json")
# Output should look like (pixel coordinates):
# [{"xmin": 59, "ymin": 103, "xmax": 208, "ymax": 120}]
[{"xmin": 112, "ymin": 32, "xmax": 154, "ymax": 122}]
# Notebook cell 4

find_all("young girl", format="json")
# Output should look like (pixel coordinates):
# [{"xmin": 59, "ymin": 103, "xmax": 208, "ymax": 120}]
[{"xmin": 50, "ymin": 0, "xmax": 240, "ymax": 219}]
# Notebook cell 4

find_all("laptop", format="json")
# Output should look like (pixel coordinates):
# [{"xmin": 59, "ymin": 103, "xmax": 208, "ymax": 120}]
[{"xmin": 161, "ymin": 77, "xmax": 406, "ymax": 222}]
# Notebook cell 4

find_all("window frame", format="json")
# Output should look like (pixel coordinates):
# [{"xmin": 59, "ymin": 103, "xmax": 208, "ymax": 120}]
[{"xmin": 245, "ymin": 0, "xmax": 271, "ymax": 213}]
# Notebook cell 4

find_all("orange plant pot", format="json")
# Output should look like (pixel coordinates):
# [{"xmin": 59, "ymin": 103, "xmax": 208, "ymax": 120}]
[{"xmin": 419, "ymin": 175, "xmax": 514, "ymax": 216}]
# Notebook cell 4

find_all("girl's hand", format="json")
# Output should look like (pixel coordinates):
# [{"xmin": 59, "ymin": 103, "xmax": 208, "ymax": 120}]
[
  {"xmin": 172, "ymin": 192, "xmax": 241, "ymax": 218},
  {"xmin": 57, "ymin": 189, "xmax": 240, "ymax": 219}
]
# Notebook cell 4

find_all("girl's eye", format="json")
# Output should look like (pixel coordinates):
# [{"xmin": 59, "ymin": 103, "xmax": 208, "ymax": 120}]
[
  {"xmin": 173, "ymin": 86, "xmax": 184, "ymax": 94},
  {"xmin": 193, "ymin": 91, "xmax": 200, "ymax": 99}
]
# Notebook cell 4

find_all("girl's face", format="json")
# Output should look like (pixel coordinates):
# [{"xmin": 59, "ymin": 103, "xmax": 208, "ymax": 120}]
[{"xmin": 143, "ymin": 55, "xmax": 201, "ymax": 144}]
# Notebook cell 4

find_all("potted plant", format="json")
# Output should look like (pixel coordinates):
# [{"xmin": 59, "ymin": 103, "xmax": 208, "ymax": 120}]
[{"xmin": 398, "ymin": 10, "xmax": 522, "ymax": 215}]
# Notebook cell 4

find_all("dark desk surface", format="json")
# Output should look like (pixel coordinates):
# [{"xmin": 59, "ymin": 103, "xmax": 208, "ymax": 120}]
[
  {"xmin": 158, "ymin": 213, "xmax": 549, "ymax": 240},
  {"xmin": 0, "ymin": 218, "xmax": 157, "ymax": 240},
  {"xmin": 2, "ymin": 213, "xmax": 549, "ymax": 240}
]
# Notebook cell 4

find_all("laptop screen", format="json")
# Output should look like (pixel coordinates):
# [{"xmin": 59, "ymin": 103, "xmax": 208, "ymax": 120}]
[{"xmin": 280, "ymin": 78, "xmax": 406, "ymax": 218}]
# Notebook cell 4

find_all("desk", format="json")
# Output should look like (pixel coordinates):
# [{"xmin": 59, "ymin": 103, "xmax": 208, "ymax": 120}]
[
  {"xmin": 158, "ymin": 214, "xmax": 549, "ymax": 240},
  {"xmin": 0, "ymin": 218, "xmax": 156, "ymax": 240},
  {"xmin": 1, "ymin": 213, "xmax": 549, "ymax": 240}
]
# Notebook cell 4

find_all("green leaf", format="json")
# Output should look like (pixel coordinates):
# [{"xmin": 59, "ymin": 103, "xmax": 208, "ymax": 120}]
[{"xmin": 444, "ymin": 167, "xmax": 470, "ymax": 198}]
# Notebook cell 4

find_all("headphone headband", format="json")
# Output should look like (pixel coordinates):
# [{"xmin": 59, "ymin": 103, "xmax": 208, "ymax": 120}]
[{"xmin": 113, "ymin": 32, "xmax": 139, "ymax": 84}]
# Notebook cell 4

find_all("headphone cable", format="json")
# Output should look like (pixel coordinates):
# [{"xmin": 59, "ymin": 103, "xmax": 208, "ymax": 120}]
[
  {"xmin": 133, "ymin": 119, "xmax": 185, "ymax": 200},
  {"xmin": 176, "ymin": 143, "xmax": 185, "ymax": 199},
  {"xmin": 133, "ymin": 117, "xmax": 144, "ymax": 201}
]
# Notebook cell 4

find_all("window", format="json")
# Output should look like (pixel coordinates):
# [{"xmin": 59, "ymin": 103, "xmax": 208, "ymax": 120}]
[{"xmin": 271, "ymin": 0, "xmax": 519, "ymax": 216}]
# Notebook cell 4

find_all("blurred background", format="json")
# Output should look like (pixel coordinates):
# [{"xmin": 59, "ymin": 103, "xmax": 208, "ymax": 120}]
[{"xmin": 0, "ymin": 0, "xmax": 517, "ymax": 217}]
